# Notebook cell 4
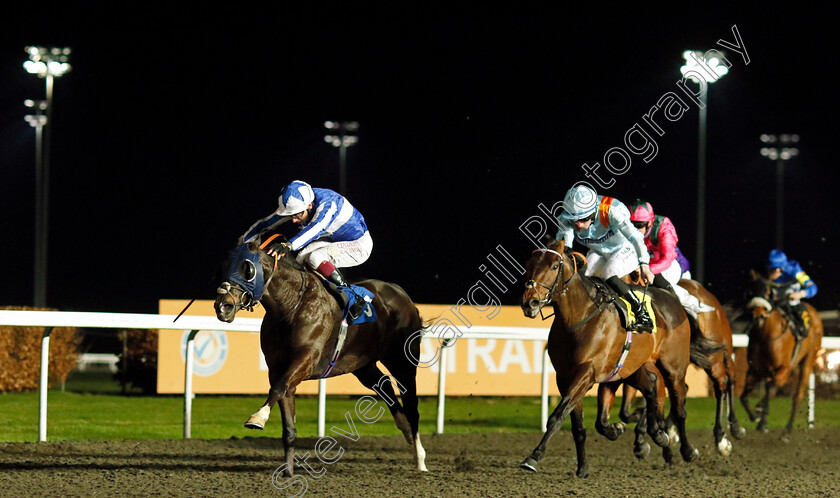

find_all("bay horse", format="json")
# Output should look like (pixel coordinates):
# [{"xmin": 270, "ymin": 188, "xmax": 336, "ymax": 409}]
[
  {"xmin": 214, "ymin": 236, "xmax": 428, "ymax": 475},
  {"xmin": 740, "ymin": 271, "xmax": 823, "ymax": 438},
  {"xmin": 520, "ymin": 239, "xmax": 699, "ymax": 478},
  {"xmin": 614, "ymin": 279, "xmax": 746, "ymax": 457}
]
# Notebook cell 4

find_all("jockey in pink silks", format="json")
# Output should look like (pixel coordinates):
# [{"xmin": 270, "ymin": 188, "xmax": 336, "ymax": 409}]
[{"xmin": 627, "ymin": 199, "xmax": 714, "ymax": 318}]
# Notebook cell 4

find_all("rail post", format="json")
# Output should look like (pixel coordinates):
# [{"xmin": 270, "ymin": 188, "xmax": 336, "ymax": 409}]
[
  {"xmin": 39, "ymin": 327, "xmax": 53, "ymax": 442},
  {"xmin": 183, "ymin": 329, "xmax": 200, "ymax": 438}
]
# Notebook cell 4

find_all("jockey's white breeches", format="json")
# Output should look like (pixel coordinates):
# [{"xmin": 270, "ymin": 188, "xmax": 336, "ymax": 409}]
[
  {"xmin": 296, "ymin": 231, "xmax": 373, "ymax": 270},
  {"xmin": 583, "ymin": 243, "xmax": 639, "ymax": 280}
]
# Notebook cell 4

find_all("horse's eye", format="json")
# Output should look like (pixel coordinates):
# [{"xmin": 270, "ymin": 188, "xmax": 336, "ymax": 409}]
[
  {"xmin": 552, "ymin": 264, "xmax": 559, "ymax": 270},
  {"xmin": 239, "ymin": 260, "xmax": 256, "ymax": 282}
]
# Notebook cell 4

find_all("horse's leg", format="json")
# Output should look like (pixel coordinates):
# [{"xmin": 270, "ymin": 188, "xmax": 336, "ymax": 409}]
[
  {"xmin": 277, "ymin": 389, "xmax": 298, "ymax": 477},
  {"xmin": 631, "ymin": 401, "xmax": 651, "ymax": 460},
  {"xmin": 783, "ymin": 356, "xmax": 814, "ymax": 439},
  {"xmin": 569, "ymin": 402, "xmax": 589, "ymax": 478},
  {"xmin": 353, "ymin": 362, "xmax": 427, "ymax": 471},
  {"xmin": 739, "ymin": 370, "xmax": 761, "ymax": 423},
  {"xmin": 619, "ymin": 384, "xmax": 643, "ymax": 424},
  {"xmin": 520, "ymin": 366, "xmax": 595, "ymax": 474},
  {"xmin": 707, "ymin": 356, "xmax": 732, "ymax": 456},
  {"xmin": 595, "ymin": 383, "xmax": 625, "ymax": 440},
  {"xmin": 633, "ymin": 366, "xmax": 670, "ymax": 449},
  {"xmin": 247, "ymin": 350, "xmax": 320, "ymax": 429},
  {"xmin": 757, "ymin": 379, "xmax": 778, "ymax": 433},
  {"xmin": 657, "ymin": 362, "xmax": 699, "ymax": 463}
]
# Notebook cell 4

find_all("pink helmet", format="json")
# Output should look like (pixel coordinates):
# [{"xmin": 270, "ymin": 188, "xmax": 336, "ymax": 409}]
[{"xmin": 628, "ymin": 199, "xmax": 654, "ymax": 223}]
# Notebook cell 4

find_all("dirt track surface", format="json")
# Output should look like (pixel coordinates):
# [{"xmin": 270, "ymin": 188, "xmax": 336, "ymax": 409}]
[{"xmin": 1, "ymin": 429, "xmax": 839, "ymax": 497}]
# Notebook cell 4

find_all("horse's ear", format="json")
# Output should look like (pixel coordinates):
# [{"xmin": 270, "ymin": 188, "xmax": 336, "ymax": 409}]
[{"xmin": 541, "ymin": 233, "xmax": 556, "ymax": 249}]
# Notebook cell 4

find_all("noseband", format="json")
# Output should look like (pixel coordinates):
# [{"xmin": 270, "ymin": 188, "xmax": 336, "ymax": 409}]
[{"xmin": 525, "ymin": 248, "xmax": 580, "ymax": 315}]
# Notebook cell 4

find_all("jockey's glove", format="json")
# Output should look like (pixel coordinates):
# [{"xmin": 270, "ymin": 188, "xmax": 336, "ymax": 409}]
[{"xmin": 268, "ymin": 241, "xmax": 292, "ymax": 255}]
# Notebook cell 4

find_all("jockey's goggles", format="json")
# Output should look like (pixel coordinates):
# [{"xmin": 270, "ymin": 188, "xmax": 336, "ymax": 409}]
[
  {"xmin": 632, "ymin": 220, "xmax": 650, "ymax": 229},
  {"xmin": 575, "ymin": 213, "xmax": 595, "ymax": 224}
]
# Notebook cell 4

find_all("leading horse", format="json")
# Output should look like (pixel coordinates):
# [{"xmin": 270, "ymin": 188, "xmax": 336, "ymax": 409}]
[
  {"xmin": 214, "ymin": 236, "xmax": 428, "ymax": 475},
  {"xmin": 519, "ymin": 239, "xmax": 699, "ymax": 478},
  {"xmin": 740, "ymin": 271, "xmax": 823, "ymax": 439}
]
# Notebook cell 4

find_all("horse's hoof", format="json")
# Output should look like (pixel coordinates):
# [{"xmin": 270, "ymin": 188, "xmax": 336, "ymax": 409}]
[
  {"xmin": 244, "ymin": 415, "xmax": 266, "ymax": 430},
  {"xmin": 682, "ymin": 447, "xmax": 700, "ymax": 462},
  {"xmin": 730, "ymin": 425, "xmax": 747, "ymax": 440},
  {"xmin": 575, "ymin": 467, "xmax": 590, "ymax": 479},
  {"xmin": 520, "ymin": 458, "xmax": 538, "ymax": 472},
  {"xmin": 652, "ymin": 430, "xmax": 670, "ymax": 448},
  {"xmin": 667, "ymin": 425, "xmax": 680, "ymax": 445},
  {"xmin": 716, "ymin": 437, "xmax": 732, "ymax": 457},
  {"xmin": 757, "ymin": 422, "xmax": 769, "ymax": 434},
  {"xmin": 633, "ymin": 441, "xmax": 651, "ymax": 459}
]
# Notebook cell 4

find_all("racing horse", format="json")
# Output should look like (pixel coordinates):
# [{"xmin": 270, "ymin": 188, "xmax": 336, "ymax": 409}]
[
  {"xmin": 214, "ymin": 235, "xmax": 428, "ymax": 475},
  {"xmin": 740, "ymin": 270, "xmax": 823, "ymax": 438},
  {"xmin": 615, "ymin": 279, "xmax": 746, "ymax": 457},
  {"xmin": 519, "ymin": 239, "xmax": 700, "ymax": 478}
]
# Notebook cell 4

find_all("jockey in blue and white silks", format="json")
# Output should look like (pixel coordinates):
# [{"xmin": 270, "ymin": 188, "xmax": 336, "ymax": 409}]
[
  {"xmin": 555, "ymin": 184, "xmax": 655, "ymax": 332},
  {"xmin": 766, "ymin": 249, "xmax": 817, "ymax": 340},
  {"xmin": 243, "ymin": 180, "xmax": 372, "ymax": 319}
]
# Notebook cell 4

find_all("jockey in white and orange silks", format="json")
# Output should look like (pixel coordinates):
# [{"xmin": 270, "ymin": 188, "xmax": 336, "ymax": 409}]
[
  {"xmin": 556, "ymin": 184, "xmax": 655, "ymax": 332},
  {"xmin": 627, "ymin": 199, "xmax": 714, "ymax": 318}
]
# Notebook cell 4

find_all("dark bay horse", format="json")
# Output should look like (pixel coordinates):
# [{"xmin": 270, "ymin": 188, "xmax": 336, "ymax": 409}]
[
  {"xmin": 615, "ymin": 279, "xmax": 745, "ymax": 457},
  {"xmin": 214, "ymin": 237, "xmax": 428, "ymax": 475},
  {"xmin": 520, "ymin": 239, "xmax": 698, "ymax": 478},
  {"xmin": 741, "ymin": 272, "xmax": 823, "ymax": 438}
]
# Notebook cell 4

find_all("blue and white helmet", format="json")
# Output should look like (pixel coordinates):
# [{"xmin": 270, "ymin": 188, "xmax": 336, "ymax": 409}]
[
  {"xmin": 563, "ymin": 184, "xmax": 598, "ymax": 220},
  {"xmin": 277, "ymin": 180, "xmax": 315, "ymax": 216}
]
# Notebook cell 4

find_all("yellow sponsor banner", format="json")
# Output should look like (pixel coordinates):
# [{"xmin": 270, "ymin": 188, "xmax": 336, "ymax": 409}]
[{"xmin": 158, "ymin": 300, "xmax": 709, "ymax": 396}]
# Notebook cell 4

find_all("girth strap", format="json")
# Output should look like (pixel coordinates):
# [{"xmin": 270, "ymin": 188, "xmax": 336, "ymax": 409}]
[{"xmin": 605, "ymin": 330, "xmax": 634, "ymax": 382}]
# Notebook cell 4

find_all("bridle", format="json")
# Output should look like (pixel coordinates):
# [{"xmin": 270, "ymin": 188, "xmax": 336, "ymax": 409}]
[
  {"xmin": 216, "ymin": 235, "xmax": 306, "ymax": 315},
  {"xmin": 525, "ymin": 248, "xmax": 580, "ymax": 319}
]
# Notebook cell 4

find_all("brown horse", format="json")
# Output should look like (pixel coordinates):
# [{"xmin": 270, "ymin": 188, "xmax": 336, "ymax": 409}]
[
  {"xmin": 740, "ymin": 272, "xmax": 823, "ymax": 438},
  {"xmin": 214, "ymin": 236, "xmax": 428, "ymax": 475},
  {"xmin": 615, "ymin": 279, "xmax": 746, "ymax": 456},
  {"xmin": 519, "ymin": 239, "xmax": 699, "ymax": 478}
]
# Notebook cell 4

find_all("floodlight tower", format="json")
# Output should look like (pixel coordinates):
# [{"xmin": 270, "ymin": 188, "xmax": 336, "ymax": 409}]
[
  {"xmin": 324, "ymin": 121, "xmax": 359, "ymax": 195},
  {"xmin": 23, "ymin": 46, "xmax": 71, "ymax": 307},
  {"xmin": 760, "ymin": 134, "xmax": 800, "ymax": 250},
  {"xmin": 679, "ymin": 50, "xmax": 728, "ymax": 283}
]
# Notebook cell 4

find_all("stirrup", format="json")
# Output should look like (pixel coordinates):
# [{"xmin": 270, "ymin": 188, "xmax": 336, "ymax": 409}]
[{"xmin": 631, "ymin": 311, "xmax": 654, "ymax": 333}]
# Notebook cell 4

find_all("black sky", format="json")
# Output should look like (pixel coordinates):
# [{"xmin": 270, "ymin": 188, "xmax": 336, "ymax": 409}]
[{"xmin": 1, "ymin": 3, "xmax": 838, "ymax": 314}]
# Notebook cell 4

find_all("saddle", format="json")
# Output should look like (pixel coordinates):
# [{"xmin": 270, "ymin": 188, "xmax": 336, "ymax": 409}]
[
  {"xmin": 589, "ymin": 278, "xmax": 658, "ymax": 334},
  {"xmin": 780, "ymin": 303, "xmax": 810, "ymax": 341}
]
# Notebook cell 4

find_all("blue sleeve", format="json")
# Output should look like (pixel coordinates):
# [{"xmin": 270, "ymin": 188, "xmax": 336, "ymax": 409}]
[
  {"xmin": 243, "ymin": 212, "xmax": 288, "ymax": 243},
  {"xmin": 791, "ymin": 261, "xmax": 818, "ymax": 298}
]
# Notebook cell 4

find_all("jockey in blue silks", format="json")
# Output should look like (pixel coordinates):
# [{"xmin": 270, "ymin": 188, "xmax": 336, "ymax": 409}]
[
  {"xmin": 243, "ymin": 180, "xmax": 372, "ymax": 320},
  {"xmin": 766, "ymin": 249, "xmax": 817, "ymax": 340},
  {"xmin": 556, "ymin": 184, "xmax": 655, "ymax": 332}
]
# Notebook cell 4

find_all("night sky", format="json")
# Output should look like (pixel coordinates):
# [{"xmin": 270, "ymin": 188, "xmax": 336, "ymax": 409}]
[{"xmin": 1, "ymin": 4, "xmax": 838, "ymax": 315}]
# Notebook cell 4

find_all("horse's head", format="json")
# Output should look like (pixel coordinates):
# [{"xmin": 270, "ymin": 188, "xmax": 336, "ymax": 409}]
[
  {"xmin": 214, "ymin": 238, "xmax": 271, "ymax": 323},
  {"xmin": 521, "ymin": 239, "xmax": 584, "ymax": 318}
]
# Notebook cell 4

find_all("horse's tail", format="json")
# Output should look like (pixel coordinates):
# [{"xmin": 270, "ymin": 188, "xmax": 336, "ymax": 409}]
[{"xmin": 687, "ymin": 314, "xmax": 726, "ymax": 370}]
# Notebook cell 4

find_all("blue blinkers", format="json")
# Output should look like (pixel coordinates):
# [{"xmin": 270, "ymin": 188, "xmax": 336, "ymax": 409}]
[{"xmin": 226, "ymin": 243, "xmax": 267, "ymax": 302}]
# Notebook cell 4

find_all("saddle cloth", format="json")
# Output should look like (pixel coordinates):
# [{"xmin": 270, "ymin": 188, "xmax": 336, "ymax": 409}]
[
  {"xmin": 615, "ymin": 290, "xmax": 658, "ymax": 334},
  {"xmin": 338, "ymin": 284, "xmax": 377, "ymax": 325}
]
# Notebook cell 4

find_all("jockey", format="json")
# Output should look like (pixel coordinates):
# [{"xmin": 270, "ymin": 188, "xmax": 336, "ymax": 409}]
[
  {"xmin": 627, "ymin": 199, "xmax": 715, "ymax": 318},
  {"xmin": 557, "ymin": 184, "xmax": 654, "ymax": 332},
  {"xmin": 243, "ymin": 180, "xmax": 372, "ymax": 320},
  {"xmin": 766, "ymin": 249, "xmax": 817, "ymax": 340}
]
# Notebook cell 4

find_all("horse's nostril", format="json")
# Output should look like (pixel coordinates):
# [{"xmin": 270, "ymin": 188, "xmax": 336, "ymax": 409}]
[{"xmin": 529, "ymin": 299, "xmax": 540, "ymax": 309}]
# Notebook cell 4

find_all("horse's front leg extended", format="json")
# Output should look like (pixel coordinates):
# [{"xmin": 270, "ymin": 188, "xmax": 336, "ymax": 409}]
[
  {"xmin": 520, "ymin": 366, "xmax": 595, "ymax": 474},
  {"xmin": 246, "ymin": 349, "xmax": 320, "ymax": 430},
  {"xmin": 595, "ymin": 383, "xmax": 625, "ymax": 440}
]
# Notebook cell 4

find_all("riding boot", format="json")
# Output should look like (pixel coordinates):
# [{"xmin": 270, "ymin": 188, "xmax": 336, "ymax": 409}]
[
  {"xmin": 607, "ymin": 276, "xmax": 654, "ymax": 333},
  {"xmin": 327, "ymin": 269, "xmax": 366, "ymax": 321},
  {"xmin": 790, "ymin": 302, "xmax": 810, "ymax": 340}
]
